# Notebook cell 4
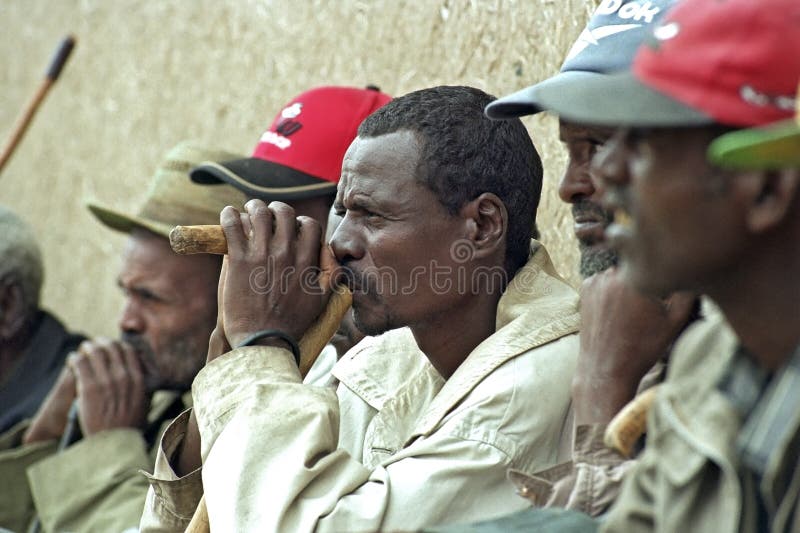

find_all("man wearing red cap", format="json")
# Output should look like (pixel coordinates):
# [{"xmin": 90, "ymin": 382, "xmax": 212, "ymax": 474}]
[{"xmin": 188, "ymin": 85, "xmax": 392, "ymax": 382}]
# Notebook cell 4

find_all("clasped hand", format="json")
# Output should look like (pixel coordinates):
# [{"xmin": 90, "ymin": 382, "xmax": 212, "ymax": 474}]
[{"xmin": 214, "ymin": 199, "xmax": 334, "ymax": 357}]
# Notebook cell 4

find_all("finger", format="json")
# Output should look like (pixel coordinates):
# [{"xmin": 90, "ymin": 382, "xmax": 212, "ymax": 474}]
[
  {"xmin": 245, "ymin": 199, "xmax": 273, "ymax": 256},
  {"xmin": 269, "ymin": 202, "xmax": 297, "ymax": 257},
  {"xmin": 295, "ymin": 216, "xmax": 323, "ymax": 270},
  {"xmin": 102, "ymin": 340, "xmax": 130, "ymax": 417},
  {"xmin": 119, "ymin": 340, "xmax": 146, "ymax": 399},
  {"xmin": 220, "ymin": 206, "xmax": 247, "ymax": 259},
  {"xmin": 240, "ymin": 212, "xmax": 253, "ymax": 238},
  {"xmin": 217, "ymin": 256, "xmax": 228, "ymax": 314},
  {"xmin": 60, "ymin": 353, "xmax": 79, "ymax": 389},
  {"xmin": 71, "ymin": 351, "xmax": 96, "ymax": 396},
  {"xmin": 320, "ymin": 243, "xmax": 341, "ymax": 289},
  {"xmin": 84, "ymin": 340, "xmax": 113, "ymax": 392}
]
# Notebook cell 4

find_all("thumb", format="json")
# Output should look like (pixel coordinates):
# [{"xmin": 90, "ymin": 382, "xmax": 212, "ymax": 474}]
[{"xmin": 319, "ymin": 243, "xmax": 339, "ymax": 291}]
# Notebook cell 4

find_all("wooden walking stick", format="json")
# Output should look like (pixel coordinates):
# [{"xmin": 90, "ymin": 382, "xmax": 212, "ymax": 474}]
[
  {"xmin": 604, "ymin": 385, "xmax": 660, "ymax": 458},
  {"xmin": 171, "ymin": 224, "xmax": 353, "ymax": 532},
  {"xmin": 0, "ymin": 35, "xmax": 76, "ymax": 174}
]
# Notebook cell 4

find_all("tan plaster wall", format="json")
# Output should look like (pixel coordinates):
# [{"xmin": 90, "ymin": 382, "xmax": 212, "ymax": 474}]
[{"xmin": 0, "ymin": 0, "xmax": 595, "ymax": 338}]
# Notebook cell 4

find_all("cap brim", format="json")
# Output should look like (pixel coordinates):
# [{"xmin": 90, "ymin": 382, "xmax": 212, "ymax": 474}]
[
  {"xmin": 487, "ymin": 71, "xmax": 611, "ymax": 119},
  {"xmin": 708, "ymin": 120, "xmax": 800, "ymax": 170},
  {"xmin": 191, "ymin": 158, "xmax": 337, "ymax": 201},
  {"xmin": 87, "ymin": 203, "xmax": 173, "ymax": 239},
  {"xmin": 533, "ymin": 70, "xmax": 714, "ymax": 127}
]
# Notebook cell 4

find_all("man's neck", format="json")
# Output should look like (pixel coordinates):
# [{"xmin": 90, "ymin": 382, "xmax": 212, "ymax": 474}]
[
  {"xmin": 411, "ymin": 293, "xmax": 502, "ymax": 380},
  {"xmin": 709, "ymin": 235, "xmax": 800, "ymax": 371}
]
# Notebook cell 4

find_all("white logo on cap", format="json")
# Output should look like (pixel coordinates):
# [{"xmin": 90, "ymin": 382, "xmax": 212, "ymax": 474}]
[
  {"xmin": 597, "ymin": 0, "xmax": 661, "ymax": 23},
  {"xmin": 565, "ymin": 24, "xmax": 641, "ymax": 61},
  {"xmin": 281, "ymin": 102, "xmax": 303, "ymax": 119},
  {"xmin": 260, "ymin": 130, "xmax": 292, "ymax": 150},
  {"xmin": 653, "ymin": 21, "xmax": 680, "ymax": 41},
  {"xmin": 740, "ymin": 86, "xmax": 796, "ymax": 111}
]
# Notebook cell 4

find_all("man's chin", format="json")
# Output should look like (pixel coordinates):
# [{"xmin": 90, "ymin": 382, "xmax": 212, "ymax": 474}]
[
  {"xmin": 579, "ymin": 244, "xmax": 618, "ymax": 278},
  {"xmin": 351, "ymin": 308, "xmax": 394, "ymax": 338}
]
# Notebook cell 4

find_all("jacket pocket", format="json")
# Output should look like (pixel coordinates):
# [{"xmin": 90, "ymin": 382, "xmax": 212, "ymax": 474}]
[{"xmin": 658, "ymin": 430, "xmax": 708, "ymax": 487}]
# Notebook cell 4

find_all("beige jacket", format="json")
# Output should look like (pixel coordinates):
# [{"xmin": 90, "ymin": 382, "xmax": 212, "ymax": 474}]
[
  {"xmin": 509, "ymin": 299, "xmax": 729, "ymax": 518},
  {"xmin": 0, "ymin": 391, "xmax": 186, "ymax": 533},
  {"xmin": 140, "ymin": 242, "xmax": 581, "ymax": 532},
  {"xmin": 599, "ymin": 305, "xmax": 800, "ymax": 532}
]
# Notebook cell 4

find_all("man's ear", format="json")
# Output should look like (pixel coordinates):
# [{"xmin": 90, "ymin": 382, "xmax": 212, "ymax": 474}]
[
  {"xmin": 738, "ymin": 168, "xmax": 800, "ymax": 233},
  {"xmin": 0, "ymin": 279, "xmax": 28, "ymax": 341},
  {"xmin": 460, "ymin": 193, "xmax": 508, "ymax": 259}
]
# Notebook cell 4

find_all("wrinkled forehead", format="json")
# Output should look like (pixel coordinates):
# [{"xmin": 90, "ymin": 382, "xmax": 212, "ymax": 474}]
[
  {"xmin": 122, "ymin": 229, "xmax": 219, "ymax": 287},
  {"xmin": 336, "ymin": 132, "xmax": 421, "ymax": 205}
]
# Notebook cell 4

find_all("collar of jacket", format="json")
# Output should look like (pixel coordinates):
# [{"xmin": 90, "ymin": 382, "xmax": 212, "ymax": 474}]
[
  {"xmin": 657, "ymin": 313, "xmax": 742, "ymax": 484},
  {"xmin": 333, "ymin": 327, "xmax": 436, "ymax": 412},
  {"xmin": 333, "ymin": 241, "xmax": 579, "ymax": 436},
  {"xmin": 409, "ymin": 241, "xmax": 579, "ymax": 440}
]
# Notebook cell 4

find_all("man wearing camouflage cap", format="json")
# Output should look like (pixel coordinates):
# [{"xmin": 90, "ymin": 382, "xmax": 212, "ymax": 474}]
[{"xmin": 0, "ymin": 142, "xmax": 247, "ymax": 533}]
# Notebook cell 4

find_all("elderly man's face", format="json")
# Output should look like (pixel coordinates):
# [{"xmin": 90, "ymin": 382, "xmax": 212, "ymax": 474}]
[
  {"xmin": 558, "ymin": 120, "xmax": 617, "ymax": 278},
  {"xmin": 592, "ymin": 125, "xmax": 742, "ymax": 296},
  {"xmin": 117, "ymin": 229, "xmax": 219, "ymax": 390},
  {"xmin": 330, "ymin": 131, "xmax": 468, "ymax": 336}
]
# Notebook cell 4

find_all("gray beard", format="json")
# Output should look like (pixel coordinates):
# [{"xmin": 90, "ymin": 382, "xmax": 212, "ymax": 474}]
[
  {"xmin": 121, "ymin": 332, "xmax": 205, "ymax": 392},
  {"xmin": 579, "ymin": 241, "xmax": 618, "ymax": 279}
]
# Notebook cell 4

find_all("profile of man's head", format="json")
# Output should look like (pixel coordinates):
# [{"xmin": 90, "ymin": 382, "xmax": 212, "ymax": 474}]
[
  {"xmin": 330, "ymin": 85, "xmax": 543, "ymax": 336},
  {"xmin": 117, "ymin": 228, "xmax": 220, "ymax": 390},
  {"xmin": 0, "ymin": 206, "xmax": 43, "ymax": 342}
]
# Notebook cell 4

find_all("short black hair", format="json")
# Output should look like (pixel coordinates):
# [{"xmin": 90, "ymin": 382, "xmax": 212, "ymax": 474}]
[{"xmin": 357, "ymin": 85, "xmax": 542, "ymax": 274}]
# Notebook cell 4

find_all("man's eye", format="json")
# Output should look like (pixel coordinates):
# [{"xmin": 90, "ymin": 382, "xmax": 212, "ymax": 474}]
[
  {"xmin": 136, "ymin": 289, "xmax": 163, "ymax": 303},
  {"xmin": 626, "ymin": 128, "xmax": 652, "ymax": 145}
]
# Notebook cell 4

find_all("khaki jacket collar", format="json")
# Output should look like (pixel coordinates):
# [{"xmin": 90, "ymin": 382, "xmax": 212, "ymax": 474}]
[{"xmin": 409, "ymin": 241, "xmax": 579, "ymax": 440}]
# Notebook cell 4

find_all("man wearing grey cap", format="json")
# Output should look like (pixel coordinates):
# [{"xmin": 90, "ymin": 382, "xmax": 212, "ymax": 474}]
[{"xmin": 0, "ymin": 142, "xmax": 247, "ymax": 533}]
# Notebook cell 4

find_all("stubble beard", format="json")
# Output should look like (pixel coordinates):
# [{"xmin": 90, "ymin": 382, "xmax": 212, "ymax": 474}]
[
  {"xmin": 121, "ymin": 332, "xmax": 206, "ymax": 392},
  {"xmin": 578, "ymin": 241, "xmax": 618, "ymax": 278}
]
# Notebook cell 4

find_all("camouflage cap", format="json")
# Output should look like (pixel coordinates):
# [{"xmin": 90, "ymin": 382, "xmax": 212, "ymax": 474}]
[{"xmin": 87, "ymin": 141, "xmax": 248, "ymax": 238}]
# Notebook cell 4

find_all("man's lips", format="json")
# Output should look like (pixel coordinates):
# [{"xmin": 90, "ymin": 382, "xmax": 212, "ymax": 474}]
[
  {"xmin": 338, "ymin": 266, "xmax": 365, "ymax": 293},
  {"xmin": 573, "ymin": 209, "xmax": 610, "ymax": 245},
  {"xmin": 605, "ymin": 208, "xmax": 634, "ymax": 249},
  {"xmin": 573, "ymin": 219, "xmax": 607, "ymax": 244}
]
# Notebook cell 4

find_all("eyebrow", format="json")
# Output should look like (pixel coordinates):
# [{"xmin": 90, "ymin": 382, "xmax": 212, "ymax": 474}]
[
  {"xmin": 341, "ymin": 192, "xmax": 381, "ymax": 212},
  {"xmin": 118, "ymin": 277, "xmax": 173, "ymax": 303}
]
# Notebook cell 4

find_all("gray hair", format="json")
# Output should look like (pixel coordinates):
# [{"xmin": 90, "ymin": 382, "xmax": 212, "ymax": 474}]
[{"xmin": 0, "ymin": 206, "xmax": 44, "ymax": 314}]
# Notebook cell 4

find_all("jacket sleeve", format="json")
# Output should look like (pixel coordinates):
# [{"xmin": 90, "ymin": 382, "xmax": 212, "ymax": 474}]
[
  {"xmin": 26, "ymin": 428, "xmax": 152, "ymax": 533},
  {"xmin": 139, "ymin": 410, "xmax": 204, "ymax": 533},
  {"xmin": 0, "ymin": 421, "xmax": 56, "ymax": 532},
  {"xmin": 179, "ymin": 346, "xmax": 526, "ymax": 532},
  {"xmin": 599, "ymin": 425, "xmax": 658, "ymax": 532},
  {"xmin": 511, "ymin": 423, "xmax": 637, "ymax": 517}
]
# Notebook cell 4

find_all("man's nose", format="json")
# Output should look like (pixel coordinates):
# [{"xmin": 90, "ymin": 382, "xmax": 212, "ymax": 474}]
[
  {"xmin": 558, "ymin": 160, "xmax": 597, "ymax": 204},
  {"xmin": 590, "ymin": 129, "xmax": 630, "ymax": 189},
  {"xmin": 118, "ymin": 299, "xmax": 145, "ymax": 334},
  {"xmin": 329, "ymin": 216, "xmax": 364, "ymax": 265}
]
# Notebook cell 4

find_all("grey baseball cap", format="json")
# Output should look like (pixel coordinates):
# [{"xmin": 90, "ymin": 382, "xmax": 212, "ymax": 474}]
[{"xmin": 486, "ymin": 0, "xmax": 679, "ymax": 119}]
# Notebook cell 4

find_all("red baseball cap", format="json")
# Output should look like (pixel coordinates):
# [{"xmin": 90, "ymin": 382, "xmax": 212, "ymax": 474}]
[
  {"xmin": 192, "ymin": 85, "xmax": 392, "ymax": 200},
  {"xmin": 534, "ymin": 0, "xmax": 800, "ymax": 128}
]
